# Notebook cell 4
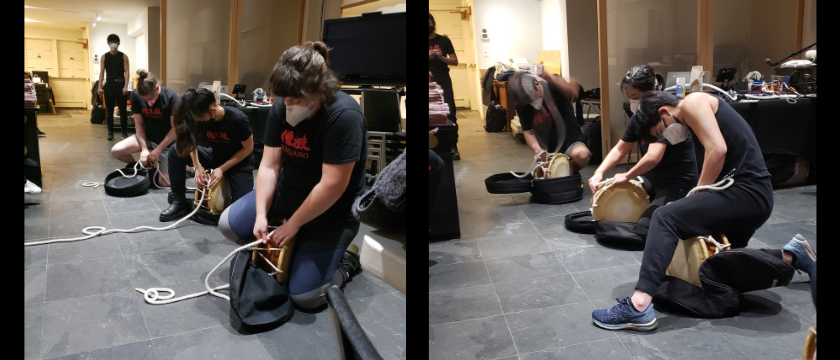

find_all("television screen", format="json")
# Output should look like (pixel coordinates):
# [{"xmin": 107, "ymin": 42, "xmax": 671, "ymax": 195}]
[{"xmin": 323, "ymin": 12, "xmax": 406, "ymax": 86}]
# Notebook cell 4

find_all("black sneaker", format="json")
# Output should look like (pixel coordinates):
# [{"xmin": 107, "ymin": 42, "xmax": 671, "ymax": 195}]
[
  {"xmin": 37, "ymin": 128, "xmax": 46, "ymax": 137},
  {"xmin": 336, "ymin": 244, "xmax": 362, "ymax": 284},
  {"xmin": 453, "ymin": 149, "xmax": 460, "ymax": 160},
  {"xmin": 121, "ymin": 131, "xmax": 129, "ymax": 139},
  {"xmin": 107, "ymin": 131, "xmax": 114, "ymax": 141}
]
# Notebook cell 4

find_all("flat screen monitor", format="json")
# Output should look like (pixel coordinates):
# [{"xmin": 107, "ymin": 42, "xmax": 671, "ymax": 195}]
[{"xmin": 323, "ymin": 12, "xmax": 406, "ymax": 86}]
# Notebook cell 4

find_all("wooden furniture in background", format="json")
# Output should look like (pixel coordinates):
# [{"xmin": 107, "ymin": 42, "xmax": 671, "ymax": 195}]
[{"xmin": 492, "ymin": 80, "xmax": 515, "ymax": 132}]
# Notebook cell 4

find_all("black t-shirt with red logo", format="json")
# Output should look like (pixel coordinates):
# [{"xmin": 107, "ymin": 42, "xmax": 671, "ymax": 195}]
[
  {"xmin": 196, "ymin": 106, "xmax": 254, "ymax": 170},
  {"xmin": 263, "ymin": 90, "xmax": 367, "ymax": 220},
  {"xmin": 130, "ymin": 86, "xmax": 178, "ymax": 144},
  {"xmin": 429, "ymin": 34, "xmax": 455, "ymax": 73}
]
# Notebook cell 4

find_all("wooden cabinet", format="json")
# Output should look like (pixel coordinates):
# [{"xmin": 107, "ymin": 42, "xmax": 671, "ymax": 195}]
[
  {"xmin": 24, "ymin": 38, "xmax": 55, "ymax": 72},
  {"xmin": 57, "ymin": 40, "xmax": 87, "ymax": 79},
  {"xmin": 492, "ymin": 80, "xmax": 516, "ymax": 132}
]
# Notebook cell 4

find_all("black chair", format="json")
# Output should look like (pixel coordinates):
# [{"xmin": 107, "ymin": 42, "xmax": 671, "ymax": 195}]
[
  {"xmin": 32, "ymin": 71, "xmax": 50, "ymax": 85},
  {"xmin": 361, "ymin": 89, "xmax": 405, "ymax": 181},
  {"xmin": 326, "ymin": 285, "xmax": 384, "ymax": 360}
]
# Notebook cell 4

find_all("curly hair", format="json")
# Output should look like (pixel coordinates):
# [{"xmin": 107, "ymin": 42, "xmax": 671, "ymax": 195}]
[{"xmin": 268, "ymin": 41, "xmax": 340, "ymax": 107}]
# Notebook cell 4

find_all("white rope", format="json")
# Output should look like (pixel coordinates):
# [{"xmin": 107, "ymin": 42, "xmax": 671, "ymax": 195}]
[
  {"xmin": 24, "ymin": 173, "xmax": 212, "ymax": 247},
  {"xmin": 696, "ymin": 235, "xmax": 731, "ymax": 255},
  {"xmin": 511, "ymin": 150, "xmax": 550, "ymax": 178},
  {"xmin": 686, "ymin": 177, "xmax": 734, "ymax": 197},
  {"xmin": 135, "ymin": 228, "xmax": 285, "ymax": 304}
]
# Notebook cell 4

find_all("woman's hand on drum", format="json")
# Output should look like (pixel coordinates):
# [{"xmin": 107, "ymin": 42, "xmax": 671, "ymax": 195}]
[
  {"xmin": 264, "ymin": 220, "xmax": 300, "ymax": 249},
  {"xmin": 589, "ymin": 173, "xmax": 604, "ymax": 193},
  {"xmin": 534, "ymin": 150, "xmax": 548, "ymax": 162},
  {"xmin": 209, "ymin": 168, "xmax": 224, "ymax": 189},
  {"xmin": 253, "ymin": 216, "xmax": 269, "ymax": 243},
  {"xmin": 610, "ymin": 172, "xmax": 631, "ymax": 189},
  {"xmin": 194, "ymin": 164, "xmax": 206, "ymax": 188}
]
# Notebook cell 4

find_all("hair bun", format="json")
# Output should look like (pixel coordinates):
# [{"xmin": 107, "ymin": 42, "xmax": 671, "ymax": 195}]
[
  {"xmin": 136, "ymin": 68, "xmax": 148, "ymax": 78},
  {"xmin": 307, "ymin": 41, "xmax": 330, "ymax": 63}
]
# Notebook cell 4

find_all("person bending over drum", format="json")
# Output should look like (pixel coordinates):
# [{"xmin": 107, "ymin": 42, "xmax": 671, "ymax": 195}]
[
  {"xmin": 589, "ymin": 65, "xmax": 697, "ymax": 205},
  {"xmin": 509, "ymin": 71, "xmax": 591, "ymax": 172},
  {"xmin": 160, "ymin": 88, "xmax": 255, "ymax": 222},
  {"xmin": 591, "ymin": 90, "xmax": 816, "ymax": 331},
  {"xmin": 110, "ymin": 69, "xmax": 178, "ymax": 187},
  {"xmin": 217, "ymin": 42, "xmax": 368, "ymax": 310}
]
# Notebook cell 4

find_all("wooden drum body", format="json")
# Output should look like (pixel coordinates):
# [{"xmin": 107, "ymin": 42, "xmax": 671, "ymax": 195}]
[
  {"xmin": 590, "ymin": 181, "xmax": 650, "ymax": 222},
  {"xmin": 251, "ymin": 218, "xmax": 297, "ymax": 284},
  {"xmin": 666, "ymin": 234, "xmax": 730, "ymax": 288},
  {"xmin": 194, "ymin": 170, "xmax": 231, "ymax": 216}
]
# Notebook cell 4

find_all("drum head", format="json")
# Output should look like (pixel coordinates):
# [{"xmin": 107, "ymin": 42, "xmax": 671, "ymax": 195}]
[
  {"xmin": 591, "ymin": 182, "xmax": 650, "ymax": 222},
  {"xmin": 546, "ymin": 154, "xmax": 571, "ymax": 179}
]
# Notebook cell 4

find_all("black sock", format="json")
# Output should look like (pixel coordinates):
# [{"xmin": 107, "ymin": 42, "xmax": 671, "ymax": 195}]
[{"xmin": 759, "ymin": 248, "xmax": 785, "ymax": 261}]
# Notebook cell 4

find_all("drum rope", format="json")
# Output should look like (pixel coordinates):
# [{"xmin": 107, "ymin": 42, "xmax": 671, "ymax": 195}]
[
  {"xmin": 24, "ymin": 173, "xmax": 213, "ymax": 247},
  {"xmin": 685, "ymin": 169, "xmax": 736, "ymax": 198},
  {"xmin": 134, "ymin": 229, "xmax": 286, "ymax": 305},
  {"xmin": 82, "ymin": 159, "xmax": 172, "ymax": 189},
  {"xmin": 696, "ymin": 235, "xmax": 730, "ymax": 254}
]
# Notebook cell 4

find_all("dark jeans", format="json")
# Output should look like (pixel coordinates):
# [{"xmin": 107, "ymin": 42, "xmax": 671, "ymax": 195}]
[
  {"xmin": 166, "ymin": 145, "xmax": 254, "ymax": 203},
  {"xmin": 104, "ymin": 81, "xmax": 127, "ymax": 133},
  {"xmin": 431, "ymin": 70, "xmax": 458, "ymax": 146},
  {"xmin": 429, "ymin": 149, "xmax": 444, "ymax": 217},
  {"xmin": 636, "ymin": 177, "xmax": 774, "ymax": 295}
]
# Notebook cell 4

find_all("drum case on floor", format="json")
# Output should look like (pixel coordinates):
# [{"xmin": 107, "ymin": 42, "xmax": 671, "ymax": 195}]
[
  {"xmin": 104, "ymin": 169, "xmax": 151, "ymax": 197},
  {"xmin": 485, "ymin": 172, "xmax": 583, "ymax": 205}
]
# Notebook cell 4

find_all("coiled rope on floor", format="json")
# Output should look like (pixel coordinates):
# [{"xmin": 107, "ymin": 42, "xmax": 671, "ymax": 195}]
[
  {"xmin": 81, "ymin": 159, "xmax": 171, "ymax": 189},
  {"xmin": 24, "ymin": 173, "xmax": 211, "ymax": 247},
  {"xmin": 134, "ymin": 230, "xmax": 285, "ymax": 305}
]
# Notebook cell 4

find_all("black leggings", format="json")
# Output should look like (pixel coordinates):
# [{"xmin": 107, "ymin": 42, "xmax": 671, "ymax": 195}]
[
  {"xmin": 636, "ymin": 177, "xmax": 774, "ymax": 295},
  {"xmin": 431, "ymin": 71, "xmax": 457, "ymax": 144},
  {"xmin": 429, "ymin": 149, "xmax": 444, "ymax": 217},
  {"xmin": 166, "ymin": 145, "xmax": 254, "ymax": 203},
  {"xmin": 104, "ymin": 82, "xmax": 127, "ymax": 132}
]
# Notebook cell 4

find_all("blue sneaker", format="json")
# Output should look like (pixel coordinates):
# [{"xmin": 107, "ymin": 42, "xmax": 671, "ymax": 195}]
[
  {"xmin": 592, "ymin": 297, "xmax": 658, "ymax": 331},
  {"xmin": 783, "ymin": 234, "xmax": 816, "ymax": 278}
]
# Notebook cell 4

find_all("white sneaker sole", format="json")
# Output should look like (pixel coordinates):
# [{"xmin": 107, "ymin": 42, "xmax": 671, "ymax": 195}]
[{"xmin": 593, "ymin": 318, "xmax": 658, "ymax": 331}]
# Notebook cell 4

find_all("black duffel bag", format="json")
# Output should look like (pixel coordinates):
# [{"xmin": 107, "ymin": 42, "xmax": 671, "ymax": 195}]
[
  {"xmin": 484, "ymin": 172, "xmax": 582, "ymax": 205},
  {"xmin": 485, "ymin": 100, "xmax": 507, "ymax": 132},
  {"xmin": 654, "ymin": 248, "xmax": 795, "ymax": 318},
  {"xmin": 591, "ymin": 205, "xmax": 658, "ymax": 250}
]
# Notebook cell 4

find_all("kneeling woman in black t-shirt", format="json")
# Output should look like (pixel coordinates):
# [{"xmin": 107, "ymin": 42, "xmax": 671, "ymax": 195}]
[
  {"xmin": 160, "ymin": 88, "xmax": 255, "ymax": 222},
  {"xmin": 218, "ymin": 42, "xmax": 368, "ymax": 310}
]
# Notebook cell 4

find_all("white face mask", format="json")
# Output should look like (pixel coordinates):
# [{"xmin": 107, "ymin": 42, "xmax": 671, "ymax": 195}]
[
  {"xmin": 630, "ymin": 100, "xmax": 640, "ymax": 114},
  {"xmin": 109, "ymin": 43, "xmax": 119, "ymax": 51},
  {"xmin": 285, "ymin": 103, "xmax": 315, "ymax": 127},
  {"xmin": 661, "ymin": 110, "xmax": 688, "ymax": 144}
]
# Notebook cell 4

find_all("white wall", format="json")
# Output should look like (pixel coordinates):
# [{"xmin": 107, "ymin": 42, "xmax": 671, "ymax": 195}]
[
  {"xmin": 474, "ymin": 0, "xmax": 544, "ymax": 70},
  {"xmin": 128, "ymin": 8, "xmax": 150, "ymax": 79},
  {"xmin": 566, "ymin": 0, "xmax": 600, "ymax": 91},
  {"xmin": 803, "ymin": 0, "xmax": 816, "ymax": 51},
  {"xmin": 540, "ymin": 0, "xmax": 570, "ymax": 81},
  {"xmin": 89, "ymin": 22, "xmax": 136, "ymax": 86}
]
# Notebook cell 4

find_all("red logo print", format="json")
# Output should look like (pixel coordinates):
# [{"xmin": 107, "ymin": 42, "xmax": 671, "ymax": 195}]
[
  {"xmin": 141, "ymin": 107, "xmax": 163, "ymax": 117},
  {"xmin": 206, "ymin": 131, "xmax": 231, "ymax": 143},
  {"xmin": 280, "ymin": 130, "xmax": 310, "ymax": 158},
  {"xmin": 428, "ymin": 44, "xmax": 441, "ymax": 51}
]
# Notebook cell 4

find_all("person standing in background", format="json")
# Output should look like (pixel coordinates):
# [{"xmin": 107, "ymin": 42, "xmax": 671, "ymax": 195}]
[
  {"xmin": 98, "ymin": 34, "xmax": 130, "ymax": 141},
  {"xmin": 429, "ymin": 13, "xmax": 460, "ymax": 160}
]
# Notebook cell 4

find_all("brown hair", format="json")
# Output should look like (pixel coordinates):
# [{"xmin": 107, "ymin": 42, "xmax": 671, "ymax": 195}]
[
  {"xmin": 172, "ymin": 88, "xmax": 216, "ymax": 158},
  {"xmin": 268, "ymin": 41, "xmax": 340, "ymax": 107},
  {"xmin": 135, "ymin": 69, "xmax": 158, "ymax": 96}
]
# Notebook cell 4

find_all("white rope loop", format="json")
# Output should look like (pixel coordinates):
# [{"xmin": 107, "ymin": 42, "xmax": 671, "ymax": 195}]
[
  {"xmin": 511, "ymin": 150, "xmax": 550, "ymax": 179},
  {"xmin": 24, "ymin": 173, "xmax": 212, "ymax": 247}
]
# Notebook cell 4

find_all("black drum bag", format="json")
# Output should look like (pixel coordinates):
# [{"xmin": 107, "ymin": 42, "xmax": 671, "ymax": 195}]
[
  {"xmin": 565, "ymin": 211, "xmax": 595, "ymax": 234},
  {"xmin": 104, "ymin": 169, "xmax": 151, "ymax": 197},
  {"xmin": 484, "ymin": 172, "xmax": 582, "ymax": 205},
  {"xmin": 590, "ymin": 205, "xmax": 659, "ymax": 250},
  {"xmin": 654, "ymin": 248, "xmax": 795, "ymax": 318}
]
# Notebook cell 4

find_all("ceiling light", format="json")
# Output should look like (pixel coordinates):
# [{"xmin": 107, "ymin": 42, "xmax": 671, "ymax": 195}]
[
  {"xmin": 24, "ymin": 18, "xmax": 43, "ymax": 22},
  {"xmin": 92, "ymin": 22, "xmax": 96, "ymax": 27},
  {"xmin": 96, "ymin": 12, "xmax": 100, "ymax": 21}
]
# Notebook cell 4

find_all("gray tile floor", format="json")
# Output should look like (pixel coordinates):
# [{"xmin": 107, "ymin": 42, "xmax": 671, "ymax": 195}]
[
  {"xmin": 25, "ymin": 109, "xmax": 406, "ymax": 360},
  {"xmin": 429, "ymin": 109, "xmax": 816, "ymax": 360}
]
